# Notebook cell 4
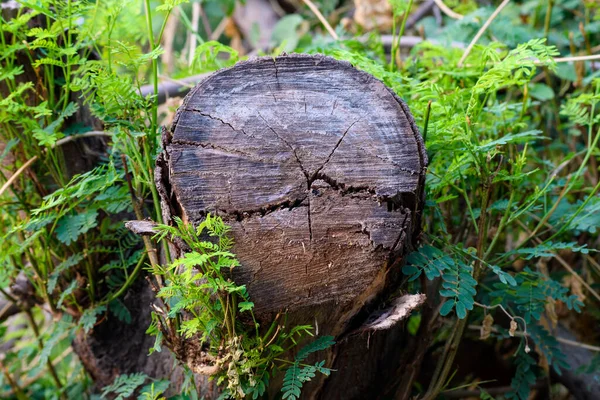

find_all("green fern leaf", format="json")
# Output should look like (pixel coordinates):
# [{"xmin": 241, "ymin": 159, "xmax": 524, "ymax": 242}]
[
  {"xmin": 101, "ymin": 373, "xmax": 148, "ymax": 400},
  {"xmin": 295, "ymin": 335, "xmax": 335, "ymax": 362},
  {"xmin": 55, "ymin": 210, "xmax": 98, "ymax": 245},
  {"xmin": 48, "ymin": 253, "xmax": 84, "ymax": 293}
]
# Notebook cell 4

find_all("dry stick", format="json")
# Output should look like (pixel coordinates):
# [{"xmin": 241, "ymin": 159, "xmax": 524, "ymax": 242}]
[
  {"xmin": 406, "ymin": 0, "xmax": 435, "ymax": 30},
  {"xmin": 161, "ymin": 6, "xmax": 179, "ymax": 74},
  {"xmin": 523, "ymin": 209, "xmax": 600, "ymax": 278},
  {"xmin": 458, "ymin": 0, "xmax": 511, "ymax": 67},
  {"xmin": 199, "ymin": 3, "xmax": 212, "ymax": 38},
  {"xmin": 210, "ymin": 16, "xmax": 229, "ymax": 41},
  {"xmin": 0, "ymin": 131, "xmax": 111, "ymax": 198},
  {"xmin": 553, "ymin": 54, "xmax": 600, "ymax": 63},
  {"xmin": 303, "ymin": 0, "xmax": 339, "ymax": 40},
  {"xmin": 432, "ymin": 0, "xmax": 464, "ymax": 20},
  {"xmin": 0, "ymin": 156, "xmax": 37, "ymax": 198},
  {"xmin": 1, "ymin": 346, "xmax": 72, "ymax": 399},
  {"xmin": 441, "ymin": 381, "xmax": 545, "ymax": 398},
  {"xmin": 467, "ymin": 325, "xmax": 600, "ymax": 352},
  {"xmin": 525, "ymin": 175, "xmax": 572, "ymax": 242},
  {"xmin": 158, "ymin": 74, "xmax": 196, "ymax": 89}
]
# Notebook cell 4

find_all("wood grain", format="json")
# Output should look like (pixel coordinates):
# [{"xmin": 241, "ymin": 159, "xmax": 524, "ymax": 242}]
[{"xmin": 159, "ymin": 54, "xmax": 426, "ymax": 330}]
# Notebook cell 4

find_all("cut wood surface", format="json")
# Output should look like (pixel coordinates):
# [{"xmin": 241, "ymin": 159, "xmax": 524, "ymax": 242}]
[{"xmin": 157, "ymin": 53, "xmax": 428, "ymax": 398}]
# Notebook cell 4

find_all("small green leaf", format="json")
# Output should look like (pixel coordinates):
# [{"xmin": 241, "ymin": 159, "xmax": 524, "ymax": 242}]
[
  {"xmin": 455, "ymin": 301, "xmax": 467, "ymax": 319},
  {"xmin": 440, "ymin": 300, "xmax": 455, "ymax": 316},
  {"xmin": 238, "ymin": 301, "xmax": 254, "ymax": 312},
  {"xmin": 55, "ymin": 210, "xmax": 98, "ymax": 245}
]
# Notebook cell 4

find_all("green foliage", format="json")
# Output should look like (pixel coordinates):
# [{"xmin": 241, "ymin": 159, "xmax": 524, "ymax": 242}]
[
  {"xmin": 281, "ymin": 336, "xmax": 335, "ymax": 400},
  {"xmin": 100, "ymin": 373, "xmax": 147, "ymax": 400},
  {"xmin": 0, "ymin": 0, "xmax": 168, "ymax": 396},
  {"xmin": 490, "ymin": 268, "xmax": 583, "ymax": 323},
  {"xmin": 150, "ymin": 215, "xmax": 334, "ymax": 399},
  {"xmin": 192, "ymin": 41, "xmax": 239, "ymax": 72},
  {"xmin": 506, "ymin": 349, "xmax": 537, "ymax": 400},
  {"xmin": 309, "ymin": 1, "xmax": 600, "ymax": 395}
]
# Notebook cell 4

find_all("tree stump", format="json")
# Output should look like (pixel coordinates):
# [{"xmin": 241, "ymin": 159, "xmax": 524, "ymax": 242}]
[{"xmin": 156, "ymin": 54, "xmax": 428, "ymax": 399}]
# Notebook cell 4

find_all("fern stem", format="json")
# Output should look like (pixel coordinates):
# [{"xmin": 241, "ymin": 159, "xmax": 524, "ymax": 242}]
[
  {"xmin": 144, "ymin": 0, "xmax": 159, "ymax": 141},
  {"xmin": 107, "ymin": 253, "xmax": 147, "ymax": 303},
  {"xmin": 543, "ymin": 0, "xmax": 554, "ymax": 40},
  {"xmin": 422, "ymin": 100, "xmax": 432, "ymax": 144},
  {"xmin": 396, "ymin": 0, "xmax": 414, "ymax": 70},
  {"xmin": 458, "ymin": 0, "xmax": 510, "ymax": 67},
  {"xmin": 25, "ymin": 310, "xmax": 66, "ymax": 399},
  {"xmin": 122, "ymin": 155, "xmax": 160, "ymax": 269},
  {"xmin": 389, "ymin": 16, "xmax": 397, "ymax": 72}
]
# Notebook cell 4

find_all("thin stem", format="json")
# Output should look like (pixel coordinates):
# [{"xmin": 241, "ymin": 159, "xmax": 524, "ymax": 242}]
[
  {"xmin": 543, "ymin": 0, "xmax": 554, "ymax": 40},
  {"xmin": 432, "ymin": 0, "xmax": 463, "ymax": 20},
  {"xmin": 107, "ymin": 253, "xmax": 147, "ymax": 302},
  {"xmin": 25, "ymin": 310, "xmax": 65, "ymax": 398},
  {"xmin": 303, "ymin": 0, "xmax": 338, "ymax": 40},
  {"xmin": 422, "ymin": 100, "xmax": 432, "ymax": 143},
  {"xmin": 425, "ymin": 177, "xmax": 492, "ymax": 399},
  {"xmin": 122, "ymin": 155, "xmax": 160, "ymax": 269},
  {"xmin": 396, "ymin": 0, "xmax": 414, "ymax": 70},
  {"xmin": 144, "ymin": 0, "xmax": 159, "ymax": 139},
  {"xmin": 0, "ymin": 357, "xmax": 27, "ymax": 400},
  {"xmin": 0, "ymin": 132, "xmax": 112, "ymax": 198},
  {"xmin": 458, "ymin": 0, "xmax": 511, "ymax": 67}
]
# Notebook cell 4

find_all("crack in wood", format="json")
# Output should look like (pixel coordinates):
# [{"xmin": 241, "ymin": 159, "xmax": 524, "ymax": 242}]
[
  {"xmin": 222, "ymin": 195, "xmax": 309, "ymax": 222},
  {"xmin": 307, "ymin": 196, "xmax": 313, "ymax": 241},
  {"xmin": 309, "ymin": 119, "xmax": 361, "ymax": 183},
  {"xmin": 256, "ymin": 111, "xmax": 310, "ymax": 180},
  {"xmin": 390, "ymin": 211, "xmax": 410, "ymax": 252},
  {"xmin": 170, "ymin": 139, "xmax": 256, "ymax": 159},
  {"xmin": 312, "ymin": 172, "xmax": 377, "ymax": 196},
  {"xmin": 271, "ymin": 57, "xmax": 279, "ymax": 82},
  {"xmin": 186, "ymin": 109, "xmax": 257, "ymax": 140}
]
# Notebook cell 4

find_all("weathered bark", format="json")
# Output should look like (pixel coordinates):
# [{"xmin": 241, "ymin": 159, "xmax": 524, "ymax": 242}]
[{"xmin": 157, "ymin": 54, "xmax": 429, "ymax": 398}]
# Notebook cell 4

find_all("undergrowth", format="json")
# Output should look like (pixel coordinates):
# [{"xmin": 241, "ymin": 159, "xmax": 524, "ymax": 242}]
[{"xmin": 149, "ymin": 214, "xmax": 333, "ymax": 399}]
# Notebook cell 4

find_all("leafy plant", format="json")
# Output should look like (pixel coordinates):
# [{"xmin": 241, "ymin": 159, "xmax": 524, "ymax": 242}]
[
  {"xmin": 149, "ymin": 214, "xmax": 335, "ymax": 399},
  {"xmin": 281, "ymin": 335, "xmax": 335, "ymax": 400}
]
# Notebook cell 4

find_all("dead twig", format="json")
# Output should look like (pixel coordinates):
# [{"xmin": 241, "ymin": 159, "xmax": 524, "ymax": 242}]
[
  {"xmin": 467, "ymin": 324, "xmax": 600, "ymax": 352},
  {"xmin": 433, "ymin": 0, "xmax": 464, "ymax": 20},
  {"xmin": 458, "ymin": 0, "xmax": 510, "ymax": 67},
  {"xmin": 303, "ymin": 0, "xmax": 338, "ymax": 40}
]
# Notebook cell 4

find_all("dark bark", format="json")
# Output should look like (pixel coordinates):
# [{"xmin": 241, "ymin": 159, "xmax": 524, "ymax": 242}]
[{"xmin": 157, "ymin": 54, "xmax": 429, "ymax": 398}]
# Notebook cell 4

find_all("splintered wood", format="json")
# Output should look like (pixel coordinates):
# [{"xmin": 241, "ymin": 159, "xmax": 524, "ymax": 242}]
[{"xmin": 157, "ymin": 54, "xmax": 427, "ymax": 332}]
